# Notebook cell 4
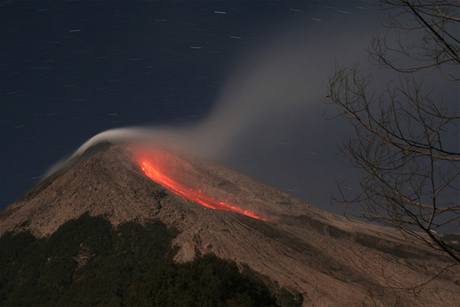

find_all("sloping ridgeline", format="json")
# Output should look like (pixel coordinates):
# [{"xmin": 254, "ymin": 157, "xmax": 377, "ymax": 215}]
[{"xmin": 0, "ymin": 214, "xmax": 301, "ymax": 307}]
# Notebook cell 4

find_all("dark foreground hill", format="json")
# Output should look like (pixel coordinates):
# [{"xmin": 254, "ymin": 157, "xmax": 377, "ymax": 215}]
[
  {"xmin": 0, "ymin": 214, "xmax": 296, "ymax": 307},
  {"xmin": 0, "ymin": 144, "xmax": 459, "ymax": 306}
]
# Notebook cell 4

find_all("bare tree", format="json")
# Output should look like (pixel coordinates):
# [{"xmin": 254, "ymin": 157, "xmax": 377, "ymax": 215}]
[
  {"xmin": 373, "ymin": 0, "xmax": 459, "ymax": 76},
  {"xmin": 327, "ymin": 0, "xmax": 460, "ymax": 264}
]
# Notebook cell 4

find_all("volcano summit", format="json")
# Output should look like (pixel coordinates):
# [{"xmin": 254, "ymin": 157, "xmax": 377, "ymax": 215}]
[{"xmin": 0, "ymin": 144, "xmax": 459, "ymax": 306}]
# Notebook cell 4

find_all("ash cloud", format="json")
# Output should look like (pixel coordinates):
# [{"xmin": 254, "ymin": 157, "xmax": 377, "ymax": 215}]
[
  {"xmin": 52, "ymin": 7, "xmax": 456, "ymax": 213},
  {"xmin": 48, "ymin": 11, "xmax": 383, "ymax": 212}
]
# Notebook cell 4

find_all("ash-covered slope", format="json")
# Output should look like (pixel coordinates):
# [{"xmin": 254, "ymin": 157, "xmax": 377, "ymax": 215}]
[{"xmin": 1, "ymin": 144, "xmax": 459, "ymax": 306}]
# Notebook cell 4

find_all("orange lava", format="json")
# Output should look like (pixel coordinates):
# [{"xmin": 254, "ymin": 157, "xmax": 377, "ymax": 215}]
[{"xmin": 138, "ymin": 157, "xmax": 267, "ymax": 221}]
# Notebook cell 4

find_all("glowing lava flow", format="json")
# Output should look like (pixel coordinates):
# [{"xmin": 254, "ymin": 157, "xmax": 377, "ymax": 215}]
[{"xmin": 139, "ymin": 159, "xmax": 267, "ymax": 221}]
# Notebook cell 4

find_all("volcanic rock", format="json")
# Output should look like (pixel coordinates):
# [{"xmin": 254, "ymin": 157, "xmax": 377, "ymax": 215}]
[{"xmin": 1, "ymin": 144, "xmax": 459, "ymax": 306}]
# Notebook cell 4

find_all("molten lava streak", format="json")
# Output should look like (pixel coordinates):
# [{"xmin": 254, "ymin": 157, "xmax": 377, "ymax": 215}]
[{"xmin": 139, "ymin": 158, "xmax": 267, "ymax": 221}]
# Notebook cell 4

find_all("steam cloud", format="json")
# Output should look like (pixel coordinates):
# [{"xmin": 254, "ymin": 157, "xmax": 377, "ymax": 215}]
[{"xmin": 46, "ymin": 10, "xmax": 392, "ymax": 211}]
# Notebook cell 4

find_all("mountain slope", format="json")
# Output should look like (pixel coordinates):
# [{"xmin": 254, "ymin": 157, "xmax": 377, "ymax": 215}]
[
  {"xmin": 1, "ymin": 144, "xmax": 459, "ymax": 306},
  {"xmin": 1, "ymin": 214, "xmax": 289, "ymax": 307}
]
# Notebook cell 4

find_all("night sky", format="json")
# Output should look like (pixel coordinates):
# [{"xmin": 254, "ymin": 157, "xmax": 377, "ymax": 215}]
[{"xmin": 1, "ymin": 0, "xmax": 377, "ymax": 210}]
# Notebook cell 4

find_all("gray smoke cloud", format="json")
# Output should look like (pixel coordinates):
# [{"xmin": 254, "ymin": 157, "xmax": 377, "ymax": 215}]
[{"xmin": 46, "ymin": 12, "xmax": 384, "ymax": 212}]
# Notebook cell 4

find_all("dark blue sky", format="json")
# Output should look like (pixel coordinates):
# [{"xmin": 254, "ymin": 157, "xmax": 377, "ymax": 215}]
[{"xmin": 1, "ymin": 0, "xmax": 372, "ymax": 209}]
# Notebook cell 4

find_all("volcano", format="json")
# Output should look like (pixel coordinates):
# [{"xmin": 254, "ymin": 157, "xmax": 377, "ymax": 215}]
[{"xmin": 1, "ymin": 144, "xmax": 459, "ymax": 306}]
